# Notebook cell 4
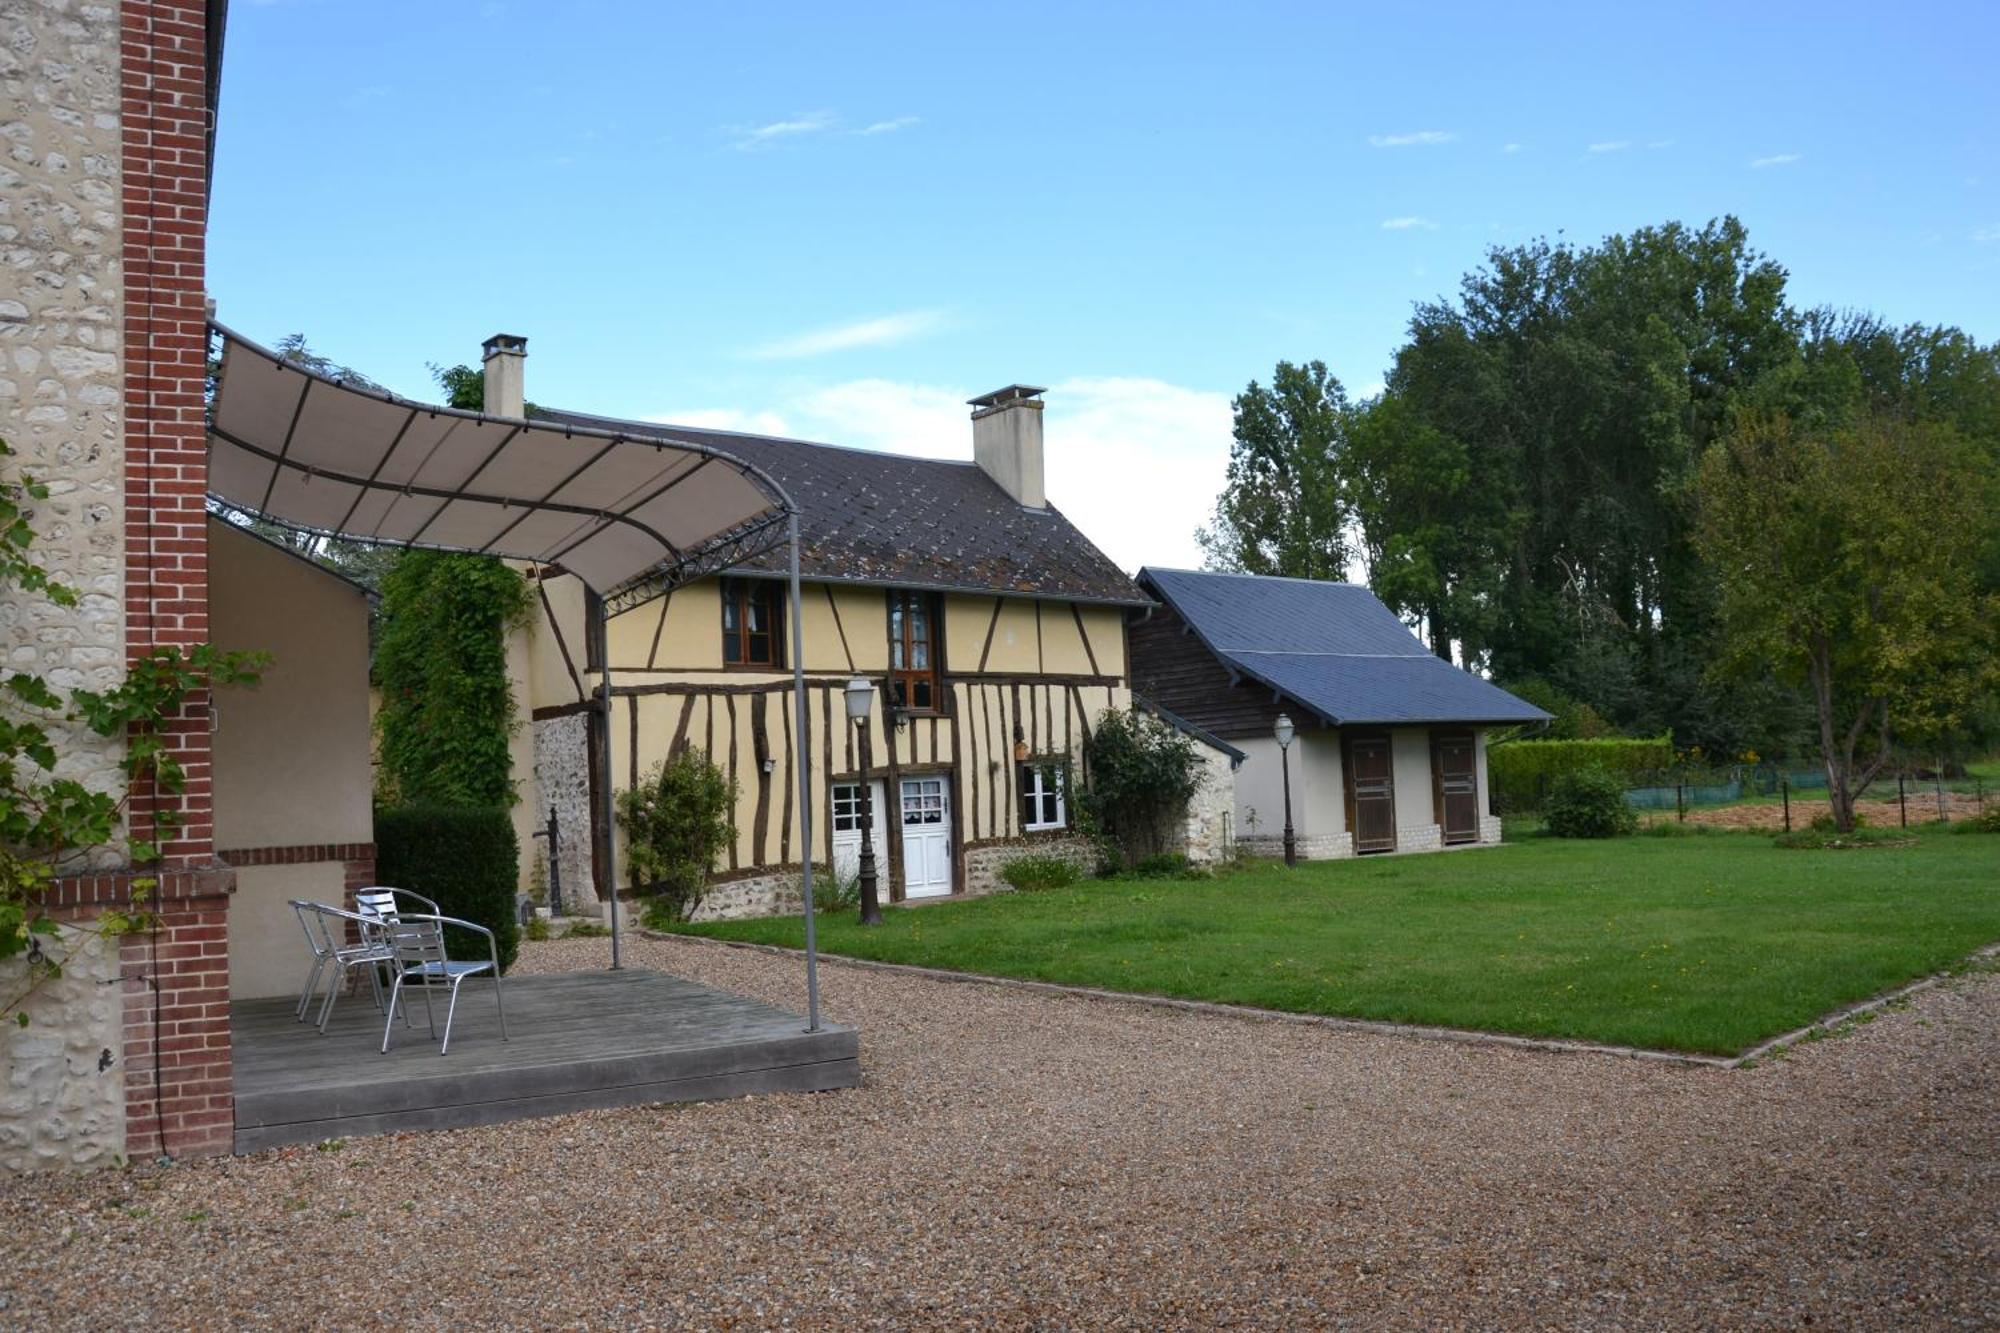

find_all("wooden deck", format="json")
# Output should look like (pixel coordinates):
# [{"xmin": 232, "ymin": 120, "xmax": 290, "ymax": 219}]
[{"xmin": 231, "ymin": 968, "xmax": 859, "ymax": 1153}]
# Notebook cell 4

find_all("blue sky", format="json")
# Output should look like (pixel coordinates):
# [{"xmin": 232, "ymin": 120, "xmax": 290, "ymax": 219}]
[{"xmin": 210, "ymin": 1, "xmax": 1999, "ymax": 570}]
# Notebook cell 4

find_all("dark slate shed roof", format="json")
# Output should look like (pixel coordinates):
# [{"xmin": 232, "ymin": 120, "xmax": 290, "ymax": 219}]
[
  {"xmin": 532, "ymin": 407, "xmax": 1146, "ymax": 606},
  {"xmin": 1139, "ymin": 567, "xmax": 1552, "ymax": 727}
]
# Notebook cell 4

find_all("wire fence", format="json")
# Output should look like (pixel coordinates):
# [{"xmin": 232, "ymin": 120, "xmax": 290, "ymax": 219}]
[{"xmin": 1506, "ymin": 761, "xmax": 1991, "ymax": 831}]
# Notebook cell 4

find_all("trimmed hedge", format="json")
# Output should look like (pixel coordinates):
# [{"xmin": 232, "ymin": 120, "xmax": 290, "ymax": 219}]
[
  {"xmin": 1488, "ymin": 736, "xmax": 1673, "ymax": 813},
  {"xmin": 374, "ymin": 804, "xmax": 521, "ymax": 973}
]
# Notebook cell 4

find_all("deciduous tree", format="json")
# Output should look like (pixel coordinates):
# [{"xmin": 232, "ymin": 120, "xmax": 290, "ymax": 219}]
[{"xmin": 1696, "ymin": 412, "xmax": 1997, "ymax": 830}]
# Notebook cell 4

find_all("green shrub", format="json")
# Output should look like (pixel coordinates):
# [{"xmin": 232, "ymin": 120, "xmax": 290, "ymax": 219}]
[
  {"xmin": 1488, "ymin": 736, "xmax": 1674, "ymax": 813},
  {"xmin": 816, "ymin": 866, "xmax": 861, "ymax": 914},
  {"xmin": 374, "ymin": 804, "xmax": 521, "ymax": 971},
  {"xmin": 617, "ymin": 748, "xmax": 736, "ymax": 924},
  {"xmin": 1132, "ymin": 851, "xmax": 1207, "ymax": 880},
  {"xmin": 998, "ymin": 854, "xmax": 1081, "ymax": 892},
  {"xmin": 523, "ymin": 914, "xmax": 551, "ymax": 942},
  {"xmin": 1969, "ymin": 806, "xmax": 2000, "ymax": 833},
  {"xmin": 1080, "ymin": 709, "xmax": 1205, "ymax": 869},
  {"xmin": 1544, "ymin": 767, "xmax": 1638, "ymax": 838}
]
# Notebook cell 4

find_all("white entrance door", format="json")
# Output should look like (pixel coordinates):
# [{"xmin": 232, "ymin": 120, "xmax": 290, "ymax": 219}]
[
  {"xmin": 899, "ymin": 776, "xmax": 953, "ymax": 898},
  {"xmin": 830, "ymin": 779, "xmax": 887, "ymax": 888}
]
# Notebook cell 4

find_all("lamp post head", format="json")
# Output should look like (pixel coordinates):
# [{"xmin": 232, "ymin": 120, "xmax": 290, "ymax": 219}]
[
  {"xmin": 1274, "ymin": 713, "xmax": 1295, "ymax": 750},
  {"xmin": 844, "ymin": 676, "xmax": 876, "ymax": 724}
]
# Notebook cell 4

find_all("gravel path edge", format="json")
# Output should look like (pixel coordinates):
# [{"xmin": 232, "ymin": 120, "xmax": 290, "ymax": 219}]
[{"xmin": 647, "ymin": 929, "xmax": 2000, "ymax": 1070}]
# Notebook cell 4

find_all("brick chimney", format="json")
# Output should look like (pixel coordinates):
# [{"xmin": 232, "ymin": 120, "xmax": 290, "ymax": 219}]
[
  {"xmin": 968, "ymin": 384, "xmax": 1048, "ymax": 510},
  {"xmin": 481, "ymin": 333, "xmax": 527, "ymax": 417}
]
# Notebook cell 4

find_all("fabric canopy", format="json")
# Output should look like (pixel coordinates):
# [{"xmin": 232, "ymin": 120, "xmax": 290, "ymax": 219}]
[{"xmin": 207, "ymin": 324, "xmax": 793, "ymax": 598}]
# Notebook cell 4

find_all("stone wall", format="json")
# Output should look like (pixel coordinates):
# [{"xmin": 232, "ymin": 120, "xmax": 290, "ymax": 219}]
[
  {"xmin": 1182, "ymin": 744, "xmax": 1237, "ymax": 864},
  {"xmin": 2, "ymin": 0, "xmax": 129, "ymax": 850},
  {"xmin": 687, "ymin": 866, "xmax": 808, "ymax": 923},
  {"xmin": 964, "ymin": 834, "xmax": 1099, "ymax": 895},
  {"xmin": 1396, "ymin": 822, "xmax": 1445, "ymax": 854},
  {"xmin": 1240, "ymin": 831, "xmax": 1353, "ymax": 861},
  {"xmin": 0, "ymin": 930, "xmax": 124, "ymax": 1171},
  {"xmin": 532, "ymin": 712, "xmax": 594, "ymax": 913},
  {"xmin": 1479, "ymin": 814, "xmax": 1503, "ymax": 845}
]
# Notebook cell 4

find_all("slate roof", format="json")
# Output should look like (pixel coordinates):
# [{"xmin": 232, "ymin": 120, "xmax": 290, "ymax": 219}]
[
  {"xmin": 1139, "ymin": 567, "xmax": 1552, "ymax": 727},
  {"xmin": 532, "ymin": 407, "xmax": 1147, "ymax": 606}
]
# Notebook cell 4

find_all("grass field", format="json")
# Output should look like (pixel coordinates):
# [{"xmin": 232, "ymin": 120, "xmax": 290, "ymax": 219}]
[{"xmin": 672, "ymin": 828, "xmax": 2000, "ymax": 1055}]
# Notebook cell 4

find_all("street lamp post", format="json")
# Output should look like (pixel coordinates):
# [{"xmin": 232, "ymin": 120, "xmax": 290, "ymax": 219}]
[
  {"xmin": 844, "ymin": 677, "xmax": 884, "ymax": 926},
  {"xmin": 1275, "ymin": 713, "xmax": 1297, "ymax": 868}
]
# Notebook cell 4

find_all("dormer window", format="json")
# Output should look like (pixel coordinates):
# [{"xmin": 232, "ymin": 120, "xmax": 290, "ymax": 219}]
[
  {"xmin": 721, "ymin": 577, "xmax": 783, "ymax": 669},
  {"xmin": 888, "ymin": 589, "xmax": 940, "ymax": 712}
]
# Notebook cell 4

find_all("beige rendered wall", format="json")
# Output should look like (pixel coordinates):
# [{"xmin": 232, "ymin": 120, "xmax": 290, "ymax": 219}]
[
  {"xmin": 229, "ymin": 861, "xmax": 350, "ymax": 1000},
  {"xmin": 209, "ymin": 520, "xmax": 374, "ymax": 851}
]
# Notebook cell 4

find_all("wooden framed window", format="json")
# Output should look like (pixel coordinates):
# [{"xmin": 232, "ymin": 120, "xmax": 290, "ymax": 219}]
[
  {"xmin": 888, "ymin": 590, "xmax": 941, "ymax": 712},
  {"xmin": 1019, "ymin": 761, "xmax": 1067, "ymax": 832},
  {"xmin": 721, "ymin": 577, "xmax": 782, "ymax": 669}
]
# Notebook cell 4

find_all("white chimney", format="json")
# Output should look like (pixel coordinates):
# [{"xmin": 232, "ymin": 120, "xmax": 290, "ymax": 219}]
[
  {"xmin": 481, "ymin": 333, "xmax": 527, "ymax": 417},
  {"xmin": 968, "ymin": 384, "xmax": 1048, "ymax": 509}
]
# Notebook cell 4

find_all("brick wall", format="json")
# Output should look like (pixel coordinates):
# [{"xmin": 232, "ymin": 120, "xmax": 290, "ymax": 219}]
[
  {"xmin": 116, "ymin": 0, "xmax": 228, "ymax": 1161},
  {"xmin": 121, "ymin": 0, "xmax": 213, "ymax": 863}
]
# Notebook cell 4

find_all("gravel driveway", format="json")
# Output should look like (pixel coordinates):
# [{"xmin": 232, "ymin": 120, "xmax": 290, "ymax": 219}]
[{"xmin": 4, "ymin": 935, "xmax": 1994, "ymax": 1329}]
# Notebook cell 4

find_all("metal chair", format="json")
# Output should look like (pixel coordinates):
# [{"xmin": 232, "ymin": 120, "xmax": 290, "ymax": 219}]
[
  {"xmin": 303, "ymin": 902, "xmax": 397, "ymax": 1034},
  {"xmin": 380, "ymin": 913, "xmax": 508, "ymax": 1055},
  {"xmin": 288, "ymin": 898, "xmax": 339, "ymax": 1022},
  {"xmin": 352, "ymin": 885, "xmax": 442, "ymax": 925}
]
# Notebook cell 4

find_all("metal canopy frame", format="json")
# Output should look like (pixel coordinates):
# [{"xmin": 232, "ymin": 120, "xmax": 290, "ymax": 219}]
[{"xmin": 204, "ymin": 324, "xmax": 822, "ymax": 1030}]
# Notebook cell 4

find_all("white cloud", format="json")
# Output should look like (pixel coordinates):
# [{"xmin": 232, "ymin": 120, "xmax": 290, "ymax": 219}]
[
  {"xmin": 858, "ymin": 116, "xmax": 921, "ymax": 135},
  {"xmin": 744, "ymin": 310, "xmax": 948, "ymax": 361},
  {"xmin": 729, "ymin": 110, "xmax": 836, "ymax": 151},
  {"xmin": 790, "ymin": 379, "xmax": 970, "ymax": 458},
  {"xmin": 1501, "ymin": 142, "xmax": 1524, "ymax": 154},
  {"xmin": 644, "ymin": 376, "xmax": 1232, "ymax": 571},
  {"xmin": 641, "ymin": 407, "xmax": 792, "ymax": 437},
  {"xmin": 1380, "ymin": 216, "xmax": 1438, "ymax": 231},
  {"xmin": 1587, "ymin": 140, "xmax": 1631, "ymax": 154},
  {"xmin": 1973, "ymin": 225, "xmax": 2000, "ymax": 244},
  {"xmin": 1369, "ymin": 130, "xmax": 1456, "ymax": 148},
  {"xmin": 1750, "ymin": 152, "xmax": 1802, "ymax": 168}
]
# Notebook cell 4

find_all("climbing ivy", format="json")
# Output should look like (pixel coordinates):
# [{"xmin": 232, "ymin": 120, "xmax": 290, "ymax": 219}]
[
  {"xmin": 372, "ymin": 551, "xmax": 531, "ymax": 807},
  {"xmin": 0, "ymin": 437, "xmax": 267, "ymax": 1021}
]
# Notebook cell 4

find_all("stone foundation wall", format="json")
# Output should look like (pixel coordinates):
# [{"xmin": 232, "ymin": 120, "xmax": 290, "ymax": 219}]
[
  {"xmin": 687, "ymin": 866, "xmax": 808, "ymax": 923},
  {"xmin": 1240, "ymin": 831, "xmax": 1352, "ymax": 861},
  {"xmin": 964, "ymin": 835, "xmax": 1099, "ymax": 895},
  {"xmin": 1396, "ymin": 822, "xmax": 1444, "ymax": 854},
  {"xmin": 1479, "ymin": 814, "xmax": 1503, "ymax": 844},
  {"xmin": 0, "ymin": 928, "xmax": 124, "ymax": 1171}
]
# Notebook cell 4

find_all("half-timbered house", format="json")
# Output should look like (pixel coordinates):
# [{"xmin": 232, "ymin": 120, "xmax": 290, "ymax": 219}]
[
  {"xmin": 491, "ymin": 345, "xmax": 1146, "ymax": 918},
  {"xmin": 1130, "ymin": 568, "xmax": 1549, "ymax": 858}
]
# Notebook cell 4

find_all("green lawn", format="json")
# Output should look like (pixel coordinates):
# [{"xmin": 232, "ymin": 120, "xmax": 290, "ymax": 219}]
[{"xmin": 673, "ymin": 829, "xmax": 2000, "ymax": 1055}]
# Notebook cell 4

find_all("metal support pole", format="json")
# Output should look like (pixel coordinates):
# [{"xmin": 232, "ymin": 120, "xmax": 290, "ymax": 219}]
[
  {"xmin": 1781, "ymin": 777, "xmax": 1790, "ymax": 833},
  {"xmin": 787, "ymin": 513, "xmax": 821, "ymax": 1033},
  {"xmin": 856, "ymin": 718, "xmax": 882, "ymax": 926},
  {"xmin": 1898, "ymin": 773, "xmax": 1907, "ymax": 828},
  {"xmin": 596, "ymin": 594, "xmax": 621, "ymax": 970},
  {"xmin": 1279, "ymin": 745, "xmax": 1297, "ymax": 868}
]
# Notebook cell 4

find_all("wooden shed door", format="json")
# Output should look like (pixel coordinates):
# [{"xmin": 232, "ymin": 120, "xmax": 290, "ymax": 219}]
[
  {"xmin": 1434, "ymin": 733, "xmax": 1479, "ymax": 845},
  {"xmin": 1347, "ymin": 735, "xmax": 1396, "ymax": 853}
]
